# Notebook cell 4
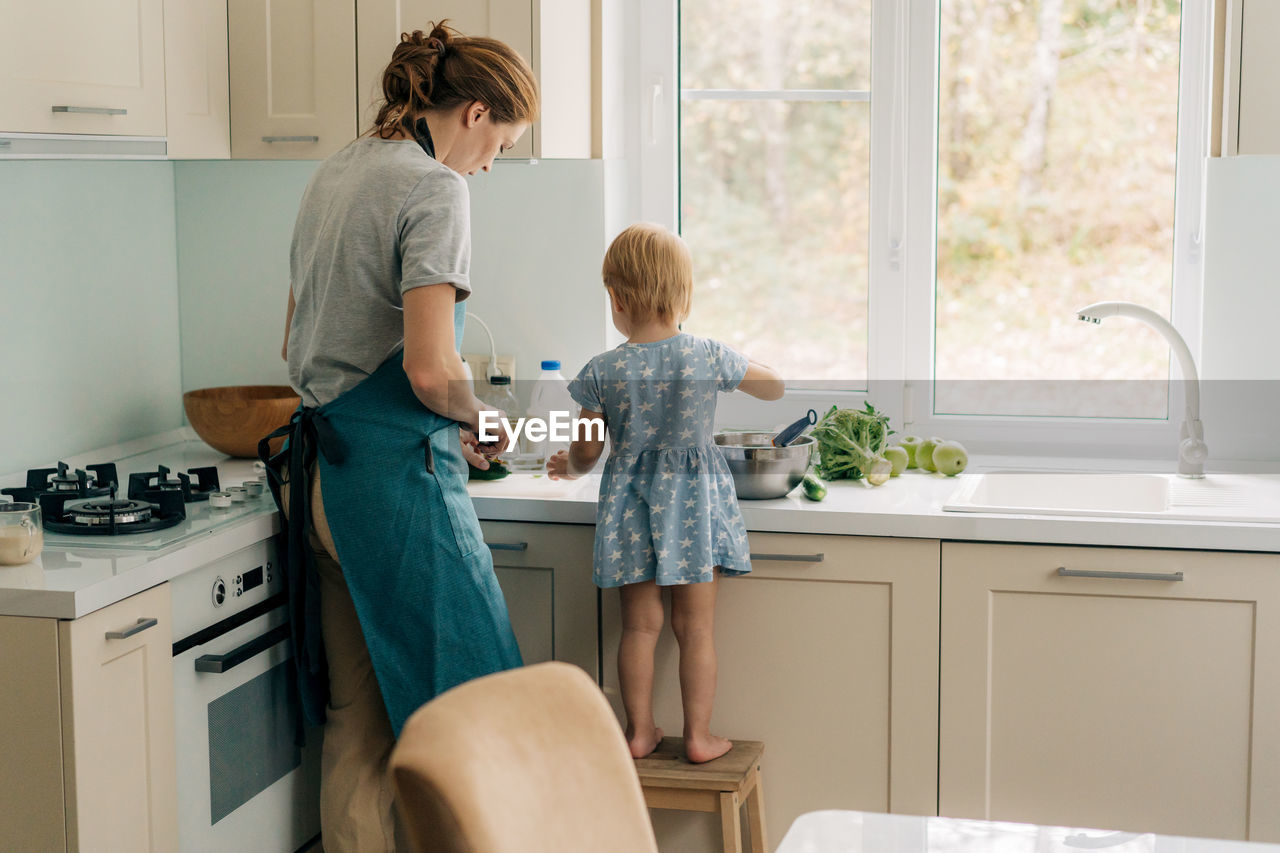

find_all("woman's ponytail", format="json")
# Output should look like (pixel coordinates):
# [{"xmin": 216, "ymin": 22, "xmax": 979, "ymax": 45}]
[{"xmin": 373, "ymin": 20, "xmax": 539, "ymax": 139}]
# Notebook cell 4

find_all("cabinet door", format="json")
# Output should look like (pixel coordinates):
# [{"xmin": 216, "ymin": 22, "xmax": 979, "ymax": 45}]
[
  {"xmin": 228, "ymin": 0, "xmax": 357, "ymax": 159},
  {"xmin": 940, "ymin": 542, "xmax": 1280, "ymax": 842},
  {"xmin": 602, "ymin": 533, "xmax": 940, "ymax": 852},
  {"xmin": 164, "ymin": 0, "xmax": 232, "ymax": 158},
  {"xmin": 481, "ymin": 520, "xmax": 598, "ymax": 678},
  {"xmin": 0, "ymin": 0, "xmax": 167, "ymax": 136},
  {"xmin": 355, "ymin": 0, "xmax": 534, "ymax": 157},
  {"xmin": 0, "ymin": 617, "xmax": 66, "ymax": 852},
  {"xmin": 59, "ymin": 583, "xmax": 178, "ymax": 852},
  {"xmin": 1237, "ymin": 0, "xmax": 1280, "ymax": 154}
]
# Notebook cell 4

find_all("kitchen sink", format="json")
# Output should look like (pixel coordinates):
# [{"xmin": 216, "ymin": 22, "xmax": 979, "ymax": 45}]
[{"xmin": 943, "ymin": 470, "xmax": 1280, "ymax": 523}]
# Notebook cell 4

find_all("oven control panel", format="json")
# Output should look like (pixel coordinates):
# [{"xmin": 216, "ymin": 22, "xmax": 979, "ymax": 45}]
[{"xmin": 170, "ymin": 539, "xmax": 282, "ymax": 640}]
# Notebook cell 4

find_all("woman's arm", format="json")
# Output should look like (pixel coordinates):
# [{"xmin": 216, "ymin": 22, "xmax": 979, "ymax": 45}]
[
  {"xmin": 546, "ymin": 409, "xmax": 606, "ymax": 480},
  {"xmin": 402, "ymin": 283, "xmax": 502, "ymax": 442},
  {"xmin": 281, "ymin": 289, "xmax": 295, "ymax": 362},
  {"xmin": 738, "ymin": 360, "xmax": 786, "ymax": 401}
]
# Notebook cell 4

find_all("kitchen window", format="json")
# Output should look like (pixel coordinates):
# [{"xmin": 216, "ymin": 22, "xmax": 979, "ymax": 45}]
[{"xmin": 640, "ymin": 0, "xmax": 1213, "ymax": 448}]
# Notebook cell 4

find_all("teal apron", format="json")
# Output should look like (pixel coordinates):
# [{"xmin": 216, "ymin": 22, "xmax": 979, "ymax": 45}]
[{"xmin": 262, "ymin": 302, "xmax": 522, "ymax": 736}]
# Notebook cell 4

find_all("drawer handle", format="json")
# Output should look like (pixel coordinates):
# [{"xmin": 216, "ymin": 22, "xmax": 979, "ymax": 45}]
[
  {"xmin": 262, "ymin": 135, "xmax": 319, "ymax": 143},
  {"xmin": 1057, "ymin": 567, "xmax": 1184, "ymax": 582},
  {"xmin": 195, "ymin": 623, "xmax": 290, "ymax": 674},
  {"xmin": 53, "ymin": 105, "xmax": 127, "ymax": 116},
  {"xmin": 106, "ymin": 617, "xmax": 158, "ymax": 640},
  {"xmin": 486, "ymin": 542, "xmax": 529, "ymax": 552},
  {"xmin": 749, "ymin": 552, "xmax": 825, "ymax": 563}
]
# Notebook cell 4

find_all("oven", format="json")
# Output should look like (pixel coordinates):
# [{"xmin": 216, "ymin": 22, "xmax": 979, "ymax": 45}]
[{"xmin": 170, "ymin": 539, "xmax": 321, "ymax": 852}]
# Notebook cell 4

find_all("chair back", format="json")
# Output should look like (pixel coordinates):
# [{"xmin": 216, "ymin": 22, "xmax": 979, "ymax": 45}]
[{"xmin": 391, "ymin": 661, "xmax": 659, "ymax": 853}]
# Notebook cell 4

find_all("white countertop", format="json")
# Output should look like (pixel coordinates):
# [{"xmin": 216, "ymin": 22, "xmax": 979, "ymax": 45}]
[
  {"xmin": 470, "ymin": 459, "xmax": 1280, "ymax": 553},
  {"xmin": 775, "ymin": 810, "xmax": 1279, "ymax": 853},
  {"xmin": 2, "ymin": 431, "xmax": 1278, "ymax": 620}
]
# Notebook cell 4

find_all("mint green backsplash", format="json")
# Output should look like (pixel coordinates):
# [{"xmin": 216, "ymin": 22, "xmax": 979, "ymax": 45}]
[
  {"xmin": 173, "ymin": 160, "xmax": 318, "ymax": 393},
  {"xmin": 0, "ymin": 162, "xmax": 181, "ymax": 474}
]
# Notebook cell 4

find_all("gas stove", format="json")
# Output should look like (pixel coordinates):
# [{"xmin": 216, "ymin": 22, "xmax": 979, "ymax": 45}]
[{"xmin": 0, "ymin": 440, "xmax": 274, "ymax": 551}]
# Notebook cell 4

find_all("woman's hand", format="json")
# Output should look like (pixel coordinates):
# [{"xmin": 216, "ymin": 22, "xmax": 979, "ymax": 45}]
[
  {"xmin": 460, "ymin": 426, "xmax": 509, "ymax": 470},
  {"xmin": 546, "ymin": 450, "xmax": 576, "ymax": 480}
]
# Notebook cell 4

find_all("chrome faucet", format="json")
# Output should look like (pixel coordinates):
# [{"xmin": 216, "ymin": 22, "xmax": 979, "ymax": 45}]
[{"xmin": 1076, "ymin": 301, "xmax": 1208, "ymax": 478}]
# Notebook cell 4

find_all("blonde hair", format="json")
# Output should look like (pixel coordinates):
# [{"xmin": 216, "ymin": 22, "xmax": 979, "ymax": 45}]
[
  {"xmin": 601, "ymin": 224, "xmax": 694, "ymax": 323},
  {"xmin": 374, "ymin": 21, "xmax": 539, "ymax": 139}
]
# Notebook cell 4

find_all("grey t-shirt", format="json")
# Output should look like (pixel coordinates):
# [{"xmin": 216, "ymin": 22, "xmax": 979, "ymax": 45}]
[{"xmin": 287, "ymin": 136, "xmax": 471, "ymax": 408}]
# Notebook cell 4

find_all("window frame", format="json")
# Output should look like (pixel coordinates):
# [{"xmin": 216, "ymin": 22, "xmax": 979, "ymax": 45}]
[{"xmin": 636, "ymin": 0, "xmax": 1214, "ymax": 458}]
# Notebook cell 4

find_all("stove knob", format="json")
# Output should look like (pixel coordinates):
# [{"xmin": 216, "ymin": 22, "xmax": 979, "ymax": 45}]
[{"xmin": 212, "ymin": 577, "xmax": 227, "ymax": 607}]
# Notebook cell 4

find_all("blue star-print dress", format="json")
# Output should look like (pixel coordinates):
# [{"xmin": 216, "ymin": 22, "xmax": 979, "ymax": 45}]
[{"xmin": 567, "ymin": 333, "xmax": 753, "ymax": 588}]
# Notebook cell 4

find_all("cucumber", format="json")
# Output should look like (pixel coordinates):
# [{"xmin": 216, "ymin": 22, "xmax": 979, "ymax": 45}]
[
  {"xmin": 801, "ymin": 471, "xmax": 828, "ymax": 502},
  {"xmin": 468, "ymin": 459, "xmax": 511, "ymax": 480}
]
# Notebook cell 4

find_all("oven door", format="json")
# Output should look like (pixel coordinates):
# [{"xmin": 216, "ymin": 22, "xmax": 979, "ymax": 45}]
[{"xmin": 173, "ymin": 604, "xmax": 321, "ymax": 852}]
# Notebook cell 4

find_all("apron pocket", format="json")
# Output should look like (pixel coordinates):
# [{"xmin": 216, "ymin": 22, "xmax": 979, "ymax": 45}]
[{"xmin": 427, "ymin": 425, "xmax": 485, "ymax": 558}]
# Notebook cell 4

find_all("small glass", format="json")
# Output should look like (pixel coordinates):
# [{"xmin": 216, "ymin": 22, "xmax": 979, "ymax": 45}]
[{"xmin": 0, "ymin": 502, "xmax": 43, "ymax": 566}]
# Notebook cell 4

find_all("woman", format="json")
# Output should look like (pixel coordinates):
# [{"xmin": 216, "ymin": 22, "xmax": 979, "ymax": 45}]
[{"xmin": 265, "ymin": 21, "xmax": 538, "ymax": 852}]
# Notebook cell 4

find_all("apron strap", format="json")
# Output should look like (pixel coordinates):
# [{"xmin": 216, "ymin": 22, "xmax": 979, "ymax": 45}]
[{"xmin": 259, "ymin": 409, "xmax": 333, "ymax": 737}]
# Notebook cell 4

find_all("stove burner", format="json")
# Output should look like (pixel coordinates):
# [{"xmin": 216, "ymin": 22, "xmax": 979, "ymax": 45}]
[
  {"xmin": 127, "ymin": 465, "xmax": 220, "ymax": 503},
  {"xmin": 71, "ymin": 499, "xmax": 154, "ymax": 526},
  {"xmin": 40, "ymin": 483, "xmax": 185, "ymax": 536},
  {"xmin": 1, "ymin": 462, "xmax": 117, "ymax": 504}
]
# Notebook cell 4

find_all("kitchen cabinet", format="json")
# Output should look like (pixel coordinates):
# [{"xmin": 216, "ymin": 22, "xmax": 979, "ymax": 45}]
[
  {"xmin": 1227, "ymin": 0, "xmax": 1280, "ymax": 155},
  {"xmin": 227, "ymin": 0, "xmax": 358, "ymax": 159},
  {"xmin": 939, "ymin": 542, "xmax": 1280, "ymax": 842},
  {"xmin": 481, "ymin": 520, "xmax": 599, "ymax": 678},
  {"xmin": 355, "ymin": 0, "xmax": 593, "ymax": 159},
  {"xmin": 0, "ymin": 583, "xmax": 178, "ymax": 852},
  {"xmin": 164, "ymin": 0, "xmax": 232, "ymax": 158},
  {"xmin": 601, "ymin": 532, "xmax": 940, "ymax": 852},
  {"xmin": 0, "ymin": 0, "xmax": 167, "ymax": 137}
]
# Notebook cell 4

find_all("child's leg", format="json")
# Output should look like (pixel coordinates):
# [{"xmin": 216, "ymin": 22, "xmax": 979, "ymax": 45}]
[
  {"xmin": 618, "ymin": 579, "xmax": 665, "ymax": 758},
  {"xmin": 670, "ymin": 571, "xmax": 732, "ymax": 764}
]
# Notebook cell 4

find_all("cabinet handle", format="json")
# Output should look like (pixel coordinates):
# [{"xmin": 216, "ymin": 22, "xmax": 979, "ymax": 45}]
[
  {"xmin": 262, "ymin": 135, "xmax": 319, "ymax": 143},
  {"xmin": 195, "ymin": 623, "xmax": 290, "ymax": 674},
  {"xmin": 105, "ymin": 617, "xmax": 158, "ymax": 640},
  {"xmin": 486, "ymin": 542, "xmax": 529, "ymax": 552},
  {"xmin": 1057, "ymin": 567, "xmax": 1184, "ymax": 582},
  {"xmin": 749, "ymin": 552, "xmax": 825, "ymax": 563},
  {"xmin": 52, "ymin": 105, "xmax": 127, "ymax": 116}
]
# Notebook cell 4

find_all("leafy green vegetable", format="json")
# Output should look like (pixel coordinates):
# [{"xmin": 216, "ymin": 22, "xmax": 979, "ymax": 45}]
[{"xmin": 812, "ymin": 403, "xmax": 895, "ymax": 486}]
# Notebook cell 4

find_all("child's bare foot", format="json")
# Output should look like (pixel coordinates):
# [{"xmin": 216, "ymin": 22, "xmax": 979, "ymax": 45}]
[
  {"xmin": 626, "ymin": 725, "xmax": 664, "ymax": 759},
  {"xmin": 684, "ymin": 732, "xmax": 732, "ymax": 764}
]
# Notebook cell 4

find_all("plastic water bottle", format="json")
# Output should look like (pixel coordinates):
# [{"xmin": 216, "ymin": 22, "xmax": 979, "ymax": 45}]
[{"xmin": 527, "ymin": 360, "xmax": 575, "ymax": 465}]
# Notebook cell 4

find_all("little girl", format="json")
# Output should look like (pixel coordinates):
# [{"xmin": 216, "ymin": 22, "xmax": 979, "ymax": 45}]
[{"xmin": 547, "ymin": 223, "xmax": 784, "ymax": 763}]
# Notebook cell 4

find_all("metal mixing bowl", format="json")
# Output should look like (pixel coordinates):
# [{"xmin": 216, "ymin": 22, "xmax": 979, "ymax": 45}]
[{"xmin": 714, "ymin": 433, "xmax": 816, "ymax": 500}]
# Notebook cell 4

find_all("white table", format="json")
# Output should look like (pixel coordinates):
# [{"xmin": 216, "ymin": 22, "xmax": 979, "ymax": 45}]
[{"xmin": 777, "ymin": 811, "xmax": 1280, "ymax": 853}]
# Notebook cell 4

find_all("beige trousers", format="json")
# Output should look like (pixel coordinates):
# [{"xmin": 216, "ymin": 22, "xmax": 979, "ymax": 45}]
[{"xmin": 282, "ymin": 467, "xmax": 400, "ymax": 853}]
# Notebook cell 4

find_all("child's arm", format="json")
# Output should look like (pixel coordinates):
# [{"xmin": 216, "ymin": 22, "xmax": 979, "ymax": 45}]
[
  {"xmin": 546, "ymin": 409, "xmax": 607, "ymax": 480},
  {"xmin": 738, "ymin": 360, "xmax": 786, "ymax": 401}
]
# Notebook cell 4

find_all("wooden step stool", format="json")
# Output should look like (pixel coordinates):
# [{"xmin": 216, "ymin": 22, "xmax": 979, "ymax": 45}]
[{"xmin": 633, "ymin": 737, "xmax": 767, "ymax": 853}]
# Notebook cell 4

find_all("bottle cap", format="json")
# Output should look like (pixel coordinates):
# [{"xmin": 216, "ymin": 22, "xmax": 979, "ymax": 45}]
[
  {"xmin": 540, "ymin": 360, "xmax": 560, "ymax": 371},
  {"xmin": 488, "ymin": 375, "xmax": 512, "ymax": 385}
]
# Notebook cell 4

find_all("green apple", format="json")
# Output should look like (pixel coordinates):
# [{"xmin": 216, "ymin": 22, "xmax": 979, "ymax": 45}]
[
  {"xmin": 932, "ymin": 440, "xmax": 969, "ymax": 476},
  {"xmin": 916, "ymin": 437, "xmax": 943, "ymax": 473},
  {"xmin": 898, "ymin": 435, "xmax": 923, "ymax": 469},
  {"xmin": 883, "ymin": 446, "xmax": 909, "ymax": 477}
]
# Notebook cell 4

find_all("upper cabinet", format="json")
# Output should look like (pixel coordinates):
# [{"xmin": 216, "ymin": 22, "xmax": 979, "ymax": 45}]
[
  {"xmin": 227, "ymin": 0, "xmax": 358, "ymax": 159},
  {"xmin": 356, "ymin": 0, "xmax": 592, "ymax": 160},
  {"xmin": 164, "ymin": 0, "xmax": 232, "ymax": 158},
  {"xmin": 0, "ymin": 0, "xmax": 168, "ymax": 137},
  {"xmin": 1225, "ymin": 0, "xmax": 1280, "ymax": 155}
]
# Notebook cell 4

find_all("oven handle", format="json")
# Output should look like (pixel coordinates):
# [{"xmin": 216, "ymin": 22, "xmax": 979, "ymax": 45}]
[{"xmin": 194, "ymin": 623, "xmax": 290, "ymax": 674}]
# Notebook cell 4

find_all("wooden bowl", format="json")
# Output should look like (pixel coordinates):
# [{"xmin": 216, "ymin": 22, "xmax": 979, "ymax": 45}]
[{"xmin": 183, "ymin": 386, "xmax": 301, "ymax": 459}]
